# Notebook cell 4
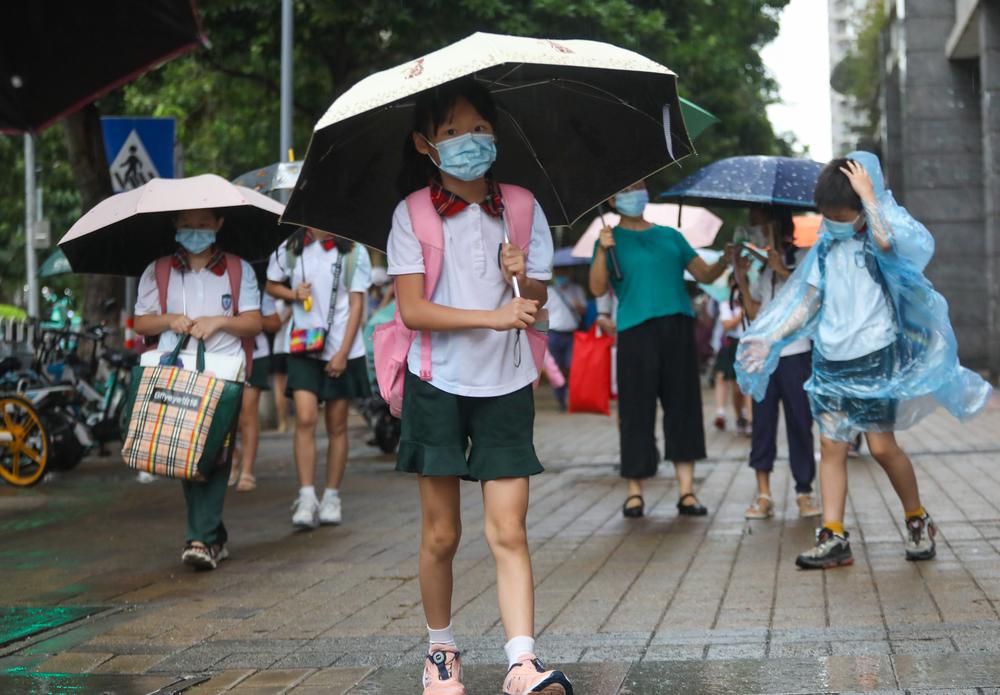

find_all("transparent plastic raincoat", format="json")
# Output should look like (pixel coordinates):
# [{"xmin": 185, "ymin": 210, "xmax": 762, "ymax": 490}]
[{"xmin": 736, "ymin": 151, "xmax": 992, "ymax": 441}]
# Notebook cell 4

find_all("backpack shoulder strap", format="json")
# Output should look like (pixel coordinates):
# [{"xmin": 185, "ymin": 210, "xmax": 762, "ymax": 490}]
[
  {"xmin": 154, "ymin": 256, "xmax": 173, "ymax": 315},
  {"xmin": 404, "ymin": 187, "xmax": 446, "ymax": 381},
  {"xmin": 223, "ymin": 253, "xmax": 255, "ymax": 378},
  {"xmin": 498, "ymin": 183, "xmax": 536, "ymax": 251},
  {"xmin": 343, "ymin": 245, "xmax": 361, "ymax": 290}
]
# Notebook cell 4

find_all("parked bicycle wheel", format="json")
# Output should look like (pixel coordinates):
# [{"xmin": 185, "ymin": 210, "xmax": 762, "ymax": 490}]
[{"xmin": 0, "ymin": 395, "xmax": 48, "ymax": 486}]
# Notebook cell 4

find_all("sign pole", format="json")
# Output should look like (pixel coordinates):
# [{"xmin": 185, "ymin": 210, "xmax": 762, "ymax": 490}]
[
  {"xmin": 280, "ymin": 0, "xmax": 293, "ymax": 166},
  {"xmin": 24, "ymin": 134, "xmax": 39, "ymax": 318}
]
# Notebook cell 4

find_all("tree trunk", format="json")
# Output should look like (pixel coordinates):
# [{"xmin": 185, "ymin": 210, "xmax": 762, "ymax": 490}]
[{"xmin": 63, "ymin": 104, "xmax": 124, "ymax": 331}]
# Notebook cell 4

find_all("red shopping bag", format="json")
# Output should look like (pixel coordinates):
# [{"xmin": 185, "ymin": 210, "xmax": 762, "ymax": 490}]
[{"xmin": 568, "ymin": 326, "xmax": 615, "ymax": 415}]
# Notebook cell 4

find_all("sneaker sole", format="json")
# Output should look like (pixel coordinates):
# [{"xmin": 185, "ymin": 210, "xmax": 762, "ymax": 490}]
[
  {"xmin": 906, "ymin": 548, "xmax": 936, "ymax": 561},
  {"xmin": 796, "ymin": 555, "xmax": 854, "ymax": 570},
  {"xmin": 292, "ymin": 520, "xmax": 319, "ymax": 531},
  {"xmin": 182, "ymin": 554, "xmax": 217, "ymax": 571},
  {"xmin": 319, "ymin": 519, "xmax": 341, "ymax": 526}
]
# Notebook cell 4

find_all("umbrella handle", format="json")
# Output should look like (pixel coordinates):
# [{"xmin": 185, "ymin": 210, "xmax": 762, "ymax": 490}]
[
  {"xmin": 598, "ymin": 207, "xmax": 624, "ymax": 282},
  {"xmin": 501, "ymin": 217, "xmax": 522, "ymax": 299}
]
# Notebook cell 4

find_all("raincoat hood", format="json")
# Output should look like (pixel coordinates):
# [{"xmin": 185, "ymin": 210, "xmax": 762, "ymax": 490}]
[{"xmin": 847, "ymin": 150, "xmax": 885, "ymax": 197}]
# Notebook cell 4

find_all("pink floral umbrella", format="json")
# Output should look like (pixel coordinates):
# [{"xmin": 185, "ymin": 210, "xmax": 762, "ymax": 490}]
[{"xmin": 571, "ymin": 202, "xmax": 722, "ymax": 258}]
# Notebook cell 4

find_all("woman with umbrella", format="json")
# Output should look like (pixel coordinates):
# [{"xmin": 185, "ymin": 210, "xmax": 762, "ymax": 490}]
[{"xmin": 590, "ymin": 181, "xmax": 730, "ymax": 519}]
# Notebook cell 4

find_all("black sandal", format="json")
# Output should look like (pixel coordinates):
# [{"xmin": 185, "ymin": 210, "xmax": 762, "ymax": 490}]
[
  {"xmin": 623, "ymin": 495, "xmax": 645, "ymax": 518},
  {"xmin": 677, "ymin": 493, "xmax": 708, "ymax": 516}
]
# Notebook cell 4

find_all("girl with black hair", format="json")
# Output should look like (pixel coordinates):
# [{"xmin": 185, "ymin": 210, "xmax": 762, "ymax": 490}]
[
  {"xmin": 265, "ymin": 227, "xmax": 372, "ymax": 530},
  {"xmin": 734, "ymin": 207, "xmax": 819, "ymax": 521},
  {"xmin": 386, "ymin": 78, "xmax": 572, "ymax": 695}
]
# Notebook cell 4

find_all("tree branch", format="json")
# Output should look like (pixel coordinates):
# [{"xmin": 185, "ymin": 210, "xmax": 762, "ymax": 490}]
[{"xmin": 202, "ymin": 58, "xmax": 315, "ymax": 119}]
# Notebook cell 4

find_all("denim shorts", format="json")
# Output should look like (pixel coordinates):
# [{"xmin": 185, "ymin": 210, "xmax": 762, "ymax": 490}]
[{"xmin": 810, "ymin": 343, "xmax": 898, "ymax": 430}]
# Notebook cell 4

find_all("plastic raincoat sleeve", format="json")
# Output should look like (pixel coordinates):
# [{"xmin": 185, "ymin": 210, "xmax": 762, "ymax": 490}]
[{"xmin": 735, "ymin": 150, "xmax": 991, "ymax": 440}]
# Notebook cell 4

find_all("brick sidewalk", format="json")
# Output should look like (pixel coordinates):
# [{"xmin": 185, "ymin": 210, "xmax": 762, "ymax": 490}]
[{"xmin": 1, "ymin": 393, "xmax": 999, "ymax": 693}]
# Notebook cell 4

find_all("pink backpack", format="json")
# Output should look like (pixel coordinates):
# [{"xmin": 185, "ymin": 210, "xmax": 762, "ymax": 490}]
[
  {"xmin": 374, "ymin": 184, "xmax": 548, "ymax": 417},
  {"xmin": 154, "ymin": 253, "xmax": 256, "ymax": 379}
]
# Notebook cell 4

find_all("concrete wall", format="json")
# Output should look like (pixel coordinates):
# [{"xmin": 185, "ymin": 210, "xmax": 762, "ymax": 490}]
[
  {"xmin": 897, "ymin": 0, "xmax": 988, "ymax": 366},
  {"xmin": 980, "ymin": 1, "xmax": 1000, "ymax": 377}
]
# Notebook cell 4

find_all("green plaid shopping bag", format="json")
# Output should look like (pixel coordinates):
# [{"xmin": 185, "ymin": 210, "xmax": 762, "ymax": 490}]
[{"xmin": 121, "ymin": 340, "xmax": 243, "ymax": 480}]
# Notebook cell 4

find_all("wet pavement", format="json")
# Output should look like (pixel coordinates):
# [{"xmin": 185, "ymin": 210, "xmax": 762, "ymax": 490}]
[{"xmin": 1, "ymin": 390, "xmax": 1000, "ymax": 694}]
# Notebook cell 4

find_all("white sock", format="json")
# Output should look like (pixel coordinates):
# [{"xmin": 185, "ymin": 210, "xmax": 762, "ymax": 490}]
[
  {"xmin": 323, "ymin": 488, "xmax": 340, "ymax": 501},
  {"xmin": 299, "ymin": 486, "xmax": 317, "ymax": 502},
  {"xmin": 715, "ymin": 408, "xmax": 725, "ymax": 417},
  {"xmin": 427, "ymin": 623, "xmax": 456, "ymax": 649},
  {"xmin": 504, "ymin": 635, "xmax": 535, "ymax": 667}
]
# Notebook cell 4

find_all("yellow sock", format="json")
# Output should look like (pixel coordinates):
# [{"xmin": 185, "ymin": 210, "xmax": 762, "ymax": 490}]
[
  {"xmin": 825, "ymin": 521, "xmax": 845, "ymax": 536},
  {"xmin": 905, "ymin": 506, "xmax": 926, "ymax": 520}
]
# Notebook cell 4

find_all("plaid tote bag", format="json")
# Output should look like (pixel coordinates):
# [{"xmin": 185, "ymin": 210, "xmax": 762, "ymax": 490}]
[{"xmin": 121, "ymin": 340, "xmax": 243, "ymax": 480}]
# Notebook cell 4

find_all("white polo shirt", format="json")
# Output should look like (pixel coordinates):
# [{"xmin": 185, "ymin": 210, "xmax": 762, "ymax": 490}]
[
  {"xmin": 135, "ymin": 254, "xmax": 260, "ymax": 359},
  {"xmin": 806, "ymin": 238, "xmax": 896, "ymax": 361},
  {"xmin": 266, "ymin": 239, "xmax": 372, "ymax": 361},
  {"xmin": 547, "ymin": 282, "xmax": 586, "ymax": 333},
  {"xmin": 750, "ymin": 248, "xmax": 811, "ymax": 358},
  {"xmin": 386, "ymin": 198, "xmax": 554, "ymax": 398},
  {"xmin": 252, "ymin": 293, "xmax": 278, "ymax": 360}
]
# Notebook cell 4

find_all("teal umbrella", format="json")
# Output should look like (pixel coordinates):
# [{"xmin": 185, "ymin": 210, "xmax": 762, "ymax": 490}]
[
  {"xmin": 679, "ymin": 97, "xmax": 720, "ymax": 140},
  {"xmin": 38, "ymin": 248, "xmax": 72, "ymax": 278}
]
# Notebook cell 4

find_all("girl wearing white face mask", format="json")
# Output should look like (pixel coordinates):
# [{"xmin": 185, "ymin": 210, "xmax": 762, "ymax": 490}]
[
  {"xmin": 589, "ymin": 182, "xmax": 732, "ymax": 520},
  {"xmin": 133, "ymin": 208, "xmax": 263, "ymax": 570}
]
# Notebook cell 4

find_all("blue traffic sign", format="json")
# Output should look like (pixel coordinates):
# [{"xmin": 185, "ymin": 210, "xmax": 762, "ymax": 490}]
[{"xmin": 101, "ymin": 117, "xmax": 175, "ymax": 192}]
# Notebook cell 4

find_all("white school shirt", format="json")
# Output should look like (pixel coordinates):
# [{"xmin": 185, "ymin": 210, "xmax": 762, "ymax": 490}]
[
  {"xmin": 806, "ymin": 237, "xmax": 896, "ymax": 361},
  {"xmin": 386, "ymin": 198, "xmax": 554, "ymax": 397},
  {"xmin": 718, "ymin": 300, "xmax": 745, "ymax": 339},
  {"xmin": 134, "ymin": 254, "xmax": 260, "ymax": 359},
  {"xmin": 547, "ymin": 282, "xmax": 586, "ymax": 332},
  {"xmin": 750, "ymin": 250, "xmax": 811, "ymax": 358},
  {"xmin": 252, "ymin": 293, "xmax": 278, "ymax": 360},
  {"xmin": 266, "ymin": 239, "xmax": 372, "ymax": 361}
]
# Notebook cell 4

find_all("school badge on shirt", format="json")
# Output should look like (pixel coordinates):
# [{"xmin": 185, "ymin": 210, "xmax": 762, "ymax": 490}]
[{"xmin": 222, "ymin": 293, "xmax": 233, "ymax": 312}]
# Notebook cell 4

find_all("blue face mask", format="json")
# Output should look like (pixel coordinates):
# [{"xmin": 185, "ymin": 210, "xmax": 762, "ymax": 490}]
[
  {"xmin": 426, "ymin": 133, "xmax": 497, "ymax": 181},
  {"xmin": 614, "ymin": 189, "xmax": 649, "ymax": 218},
  {"xmin": 176, "ymin": 227, "xmax": 217, "ymax": 254},
  {"xmin": 823, "ymin": 215, "xmax": 861, "ymax": 241},
  {"xmin": 554, "ymin": 275, "xmax": 569, "ymax": 287}
]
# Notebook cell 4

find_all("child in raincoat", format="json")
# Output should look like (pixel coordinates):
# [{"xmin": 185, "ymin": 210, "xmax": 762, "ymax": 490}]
[{"xmin": 737, "ymin": 151, "xmax": 992, "ymax": 570}]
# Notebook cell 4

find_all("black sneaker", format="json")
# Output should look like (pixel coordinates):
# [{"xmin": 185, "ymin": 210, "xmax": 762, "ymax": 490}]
[
  {"xmin": 796, "ymin": 527, "xmax": 853, "ymax": 570},
  {"xmin": 905, "ymin": 512, "xmax": 937, "ymax": 561}
]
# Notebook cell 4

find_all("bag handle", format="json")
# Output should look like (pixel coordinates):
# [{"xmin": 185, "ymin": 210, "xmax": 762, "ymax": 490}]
[{"xmin": 163, "ymin": 337, "xmax": 207, "ymax": 372}]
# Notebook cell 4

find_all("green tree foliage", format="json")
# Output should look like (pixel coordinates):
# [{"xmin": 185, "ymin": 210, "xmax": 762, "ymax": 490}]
[
  {"xmin": 1, "ymin": 0, "xmax": 792, "ymax": 304},
  {"xmin": 830, "ymin": 0, "xmax": 885, "ymax": 150}
]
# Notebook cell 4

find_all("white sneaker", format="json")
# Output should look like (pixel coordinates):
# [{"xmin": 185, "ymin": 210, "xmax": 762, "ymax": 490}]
[
  {"xmin": 319, "ymin": 494, "xmax": 342, "ymax": 525},
  {"xmin": 136, "ymin": 471, "xmax": 157, "ymax": 484},
  {"xmin": 291, "ymin": 495, "xmax": 320, "ymax": 530}
]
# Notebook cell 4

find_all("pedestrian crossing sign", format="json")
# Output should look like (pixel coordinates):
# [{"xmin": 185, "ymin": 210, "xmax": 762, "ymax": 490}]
[{"xmin": 101, "ymin": 117, "xmax": 175, "ymax": 193}]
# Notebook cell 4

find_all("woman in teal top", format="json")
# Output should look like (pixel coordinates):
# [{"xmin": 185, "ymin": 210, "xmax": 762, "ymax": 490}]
[{"xmin": 590, "ymin": 181, "xmax": 730, "ymax": 519}]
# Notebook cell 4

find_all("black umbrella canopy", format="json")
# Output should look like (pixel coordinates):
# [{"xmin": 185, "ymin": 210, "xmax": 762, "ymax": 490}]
[
  {"xmin": 284, "ymin": 36, "xmax": 693, "ymax": 251},
  {"xmin": 1, "ymin": 1, "xmax": 206, "ymax": 133}
]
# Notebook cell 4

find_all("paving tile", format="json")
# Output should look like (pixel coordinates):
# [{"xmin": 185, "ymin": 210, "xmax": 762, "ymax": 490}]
[
  {"xmin": 34, "ymin": 651, "xmax": 113, "ymax": 674},
  {"xmin": 183, "ymin": 670, "xmax": 256, "ymax": 694},
  {"xmin": 91, "ymin": 653, "xmax": 166, "ymax": 674},
  {"xmin": 894, "ymin": 653, "xmax": 1000, "ymax": 690}
]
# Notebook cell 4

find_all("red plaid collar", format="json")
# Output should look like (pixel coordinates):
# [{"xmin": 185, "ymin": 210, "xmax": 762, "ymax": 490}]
[
  {"xmin": 303, "ymin": 230, "xmax": 338, "ymax": 251},
  {"xmin": 430, "ymin": 178, "xmax": 504, "ymax": 218},
  {"xmin": 172, "ymin": 247, "xmax": 226, "ymax": 276}
]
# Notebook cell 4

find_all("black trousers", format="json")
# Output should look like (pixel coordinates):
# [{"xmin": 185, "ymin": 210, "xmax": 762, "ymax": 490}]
[
  {"xmin": 748, "ymin": 351, "xmax": 816, "ymax": 494},
  {"xmin": 617, "ymin": 315, "xmax": 707, "ymax": 479}
]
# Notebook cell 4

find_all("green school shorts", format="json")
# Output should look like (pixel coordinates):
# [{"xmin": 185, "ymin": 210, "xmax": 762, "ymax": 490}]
[
  {"xmin": 396, "ymin": 369, "xmax": 543, "ymax": 481},
  {"xmin": 248, "ymin": 357, "xmax": 272, "ymax": 390},
  {"xmin": 286, "ymin": 354, "xmax": 371, "ymax": 402}
]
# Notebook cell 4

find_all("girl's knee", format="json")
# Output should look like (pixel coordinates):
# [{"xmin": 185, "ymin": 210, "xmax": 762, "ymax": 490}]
[
  {"xmin": 484, "ymin": 517, "xmax": 528, "ymax": 554},
  {"xmin": 422, "ymin": 522, "xmax": 461, "ymax": 560},
  {"xmin": 867, "ymin": 435, "xmax": 903, "ymax": 465}
]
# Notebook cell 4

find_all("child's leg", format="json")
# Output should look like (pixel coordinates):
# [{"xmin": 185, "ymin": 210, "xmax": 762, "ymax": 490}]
[
  {"xmin": 481, "ymin": 477, "xmax": 533, "ymax": 640},
  {"xmin": 238, "ymin": 386, "xmax": 261, "ymax": 479},
  {"xmin": 323, "ymin": 399, "xmax": 350, "ymax": 491},
  {"xmin": 292, "ymin": 390, "xmax": 319, "ymax": 486},
  {"xmin": 819, "ymin": 435, "xmax": 850, "ymax": 531},
  {"xmin": 865, "ymin": 431, "xmax": 921, "ymax": 513},
  {"xmin": 714, "ymin": 371, "xmax": 727, "ymax": 412},
  {"xmin": 273, "ymin": 371, "xmax": 290, "ymax": 431},
  {"xmin": 418, "ymin": 475, "xmax": 462, "ymax": 631}
]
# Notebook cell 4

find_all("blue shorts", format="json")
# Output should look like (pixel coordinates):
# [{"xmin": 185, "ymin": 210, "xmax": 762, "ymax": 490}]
[{"xmin": 810, "ymin": 343, "xmax": 898, "ymax": 434}]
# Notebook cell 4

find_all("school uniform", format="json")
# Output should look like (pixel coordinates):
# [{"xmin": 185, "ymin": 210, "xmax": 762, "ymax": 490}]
[
  {"xmin": 748, "ymin": 252, "xmax": 815, "ymax": 494},
  {"xmin": 712, "ymin": 300, "xmax": 744, "ymax": 381},
  {"xmin": 595, "ymin": 225, "xmax": 707, "ymax": 479},
  {"xmin": 266, "ymin": 235, "xmax": 373, "ymax": 402},
  {"xmin": 134, "ymin": 249, "xmax": 260, "ymax": 547},
  {"xmin": 386, "ymin": 182, "xmax": 553, "ymax": 481},
  {"xmin": 248, "ymin": 293, "xmax": 277, "ymax": 391},
  {"xmin": 806, "ymin": 234, "xmax": 898, "ymax": 432},
  {"xmin": 546, "ymin": 281, "xmax": 586, "ymax": 408}
]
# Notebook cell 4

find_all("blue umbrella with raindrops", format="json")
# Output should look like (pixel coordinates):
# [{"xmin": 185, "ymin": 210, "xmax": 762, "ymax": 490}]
[{"xmin": 661, "ymin": 156, "xmax": 824, "ymax": 210}]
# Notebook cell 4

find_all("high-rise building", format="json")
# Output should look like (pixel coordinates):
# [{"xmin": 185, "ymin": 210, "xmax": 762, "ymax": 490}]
[{"xmin": 829, "ymin": 0, "xmax": 869, "ymax": 155}]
